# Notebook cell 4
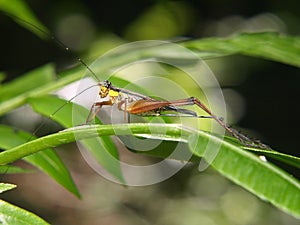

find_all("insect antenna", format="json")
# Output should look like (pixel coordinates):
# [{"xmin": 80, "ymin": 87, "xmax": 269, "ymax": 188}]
[
  {"xmin": 2, "ymin": 12, "xmax": 105, "ymax": 127},
  {"xmin": 0, "ymin": 81, "xmax": 100, "ymax": 179},
  {"xmin": 4, "ymin": 12, "xmax": 100, "ymax": 83},
  {"xmin": 30, "ymin": 83, "xmax": 99, "ymax": 140},
  {"xmin": 2, "ymin": 13, "xmax": 102, "ymax": 143}
]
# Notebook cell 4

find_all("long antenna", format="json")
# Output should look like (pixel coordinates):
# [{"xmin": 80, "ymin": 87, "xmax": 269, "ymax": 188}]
[
  {"xmin": 2, "ymin": 13, "xmax": 102, "ymax": 139},
  {"xmin": 4, "ymin": 12, "xmax": 100, "ymax": 82},
  {"xmin": 30, "ymin": 84, "xmax": 99, "ymax": 139},
  {"xmin": 0, "ymin": 12, "xmax": 104, "ymax": 177}
]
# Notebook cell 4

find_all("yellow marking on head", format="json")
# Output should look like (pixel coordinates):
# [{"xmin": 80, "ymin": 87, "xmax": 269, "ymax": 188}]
[
  {"xmin": 100, "ymin": 86, "xmax": 109, "ymax": 98},
  {"xmin": 109, "ymin": 89, "xmax": 119, "ymax": 97}
]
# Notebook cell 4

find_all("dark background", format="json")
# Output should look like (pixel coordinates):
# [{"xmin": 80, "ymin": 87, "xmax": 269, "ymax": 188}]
[{"xmin": 0, "ymin": 0, "xmax": 299, "ymax": 224}]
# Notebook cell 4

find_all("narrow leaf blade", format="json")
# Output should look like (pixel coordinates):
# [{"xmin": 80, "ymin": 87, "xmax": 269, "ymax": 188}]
[
  {"xmin": 0, "ymin": 183, "xmax": 16, "ymax": 193},
  {"xmin": 0, "ymin": 199, "xmax": 49, "ymax": 225},
  {"xmin": 0, "ymin": 0, "xmax": 49, "ymax": 39},
  {"xmin": 0, "ymin": 125, "xmax": 80, "ymax": 197},
  {"xmin": 184, "ymin": 32, "xmax": 300, "ymax": 68},
  {"xmin": 188, "ymin": 131, "xmax": 300, "ymax": 219}
]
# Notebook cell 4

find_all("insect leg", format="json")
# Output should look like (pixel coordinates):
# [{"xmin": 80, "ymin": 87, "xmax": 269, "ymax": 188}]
[
  {"xmin": 86, "ymin": 101, "xmax": 113, "ymax": 124},
  {"xmin": 124, "ymin": 98, "xmax": 267, "ymax": 148},
  {"xmin": 167, "ymin": 97, "xmax": 265, "ymax": 148},
  {"xmin": 165, "ymin": 106, "xmax": 212, "ymax": 118},
  {"xmin": 124, "ymin": 98, "xmax": 130, "ymax": 123},
  {"xmin": 158, "ymin": 114, "xmax": 211, "ymax": 118}
]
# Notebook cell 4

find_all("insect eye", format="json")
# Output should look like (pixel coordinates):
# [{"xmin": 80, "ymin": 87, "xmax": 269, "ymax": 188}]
[{"xmin": 103, "ymin": 80, "xmax": 111, "ymax": 88}]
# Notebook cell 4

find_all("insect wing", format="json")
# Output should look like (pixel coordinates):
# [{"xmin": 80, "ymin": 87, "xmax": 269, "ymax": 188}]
[{"xmin": 126, "ymin": 99, "xmax": 170, "ymax": 115}]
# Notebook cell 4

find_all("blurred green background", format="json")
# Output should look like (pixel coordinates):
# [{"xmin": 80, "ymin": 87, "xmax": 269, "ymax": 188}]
[{"xmin": 0, "ymin": 0, "xmax": 300, "ymax": 224}]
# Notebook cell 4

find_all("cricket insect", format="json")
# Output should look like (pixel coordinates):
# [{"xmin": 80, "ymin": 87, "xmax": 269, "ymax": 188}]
[
  {"xmin": 6, "ymin": 13, "xmax": 269, "ymax": 149},
  {"xmin": 86, "ymin": 79, "xmax": 268, "ymax": 149}
]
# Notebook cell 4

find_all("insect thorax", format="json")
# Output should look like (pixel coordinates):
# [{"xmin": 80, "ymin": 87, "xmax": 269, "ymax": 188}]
[{"xmin": 114, "ymin": 93, "xmax": 140, "ymax": 112}]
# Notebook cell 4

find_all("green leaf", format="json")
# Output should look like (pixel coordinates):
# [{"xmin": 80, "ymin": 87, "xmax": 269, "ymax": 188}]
[
  {"xmin": 0, "ymin": 64, "xmax": 55, "ymax": 102},
  {"xmin": 0, "ymin": 63, "xmax": 89, "ymax": 117},
  {"xmin": 0, "ymin": 183, "xmax": 49, "ymax": 224},
  {"xmin": 0, "ymin": 183, "xmax": 16, "ymax": 193},
  {"xmin": 188, "ymin": 132, "xmax": 300, "ymax": 219},
  {"xmin": 0, "ymin": 124, "xmax": 299, "ymax": 218},
  {"xmin": 243, "ymin": 147, "xmax": 300, "ymax": 170},
  {"xmin": 184, "ymin": 32, "xmax": 300, "ymax": 68},
  {"xmin": 0, "ymin": 0, "xmax": 49, "ymax": 39},
  {"xmin": 0, "ymin": 165, "xmax": 34, "ymax": 174},
  {"xmin": 0, "ymin": 124, "xmax": 185, "ymax": 164},
  {"xmin": 27, "ymin": 95, "xmax": 125, "ymax": 184},
  {"xmin": 0, "ymin": 125, "xmax": 80, "ymax": 198},
  {"xmin": 0, "ymin": 199, "xmax": 49, "ymax": 225},
  {"xmin": 0, "ymin": 64, "xmax": 56, "ymax": 116}
]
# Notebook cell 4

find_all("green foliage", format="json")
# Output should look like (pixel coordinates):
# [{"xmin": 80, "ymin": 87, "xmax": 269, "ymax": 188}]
[
  {"xmin": 184, "ymin": 32, "xmax": 300, "ymax": 67},
  {"xmin": 1, "ymin": 123, "xmax": 300, "ymax": 218},
  {"xmin": 0, "ymin": 125, "xmax": 80, "ymax": 198},
  {"xmin": 0, "ymin": 0, "xmax": 49, "ymax": 39}
]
